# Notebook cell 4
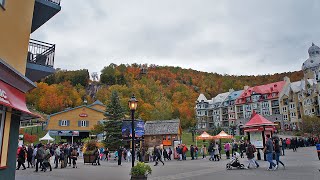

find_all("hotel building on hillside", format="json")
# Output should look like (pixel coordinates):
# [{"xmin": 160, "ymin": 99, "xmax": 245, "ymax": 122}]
[{"xmin": 196, "ymin": 43, "xmax": 320, "ymax": 135}]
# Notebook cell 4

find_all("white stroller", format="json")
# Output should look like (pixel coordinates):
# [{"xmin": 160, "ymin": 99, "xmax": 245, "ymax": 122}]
[{"xmin": 226, "ymin": 152, "xmax": 245, "ymax": 170}]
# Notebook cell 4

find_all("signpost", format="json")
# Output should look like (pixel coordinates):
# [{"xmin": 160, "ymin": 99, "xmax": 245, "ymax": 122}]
[{"xmin": 49, "ymin": 131, "xmax": 79, "ymax": 144}]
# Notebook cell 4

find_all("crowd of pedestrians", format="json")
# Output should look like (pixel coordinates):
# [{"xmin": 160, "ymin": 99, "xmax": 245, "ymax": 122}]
[
  {"xmin": 15, "ymin": 136, "xmax": 319, "ymax": 173},
  {"xmin": 16, "ymin": 143, "xmax": 81, "ymax": 172}
]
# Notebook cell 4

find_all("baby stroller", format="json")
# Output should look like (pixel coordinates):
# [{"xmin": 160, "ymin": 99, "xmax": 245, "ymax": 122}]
[{"xmin": 226, "ymin": 152, "xmax": 245, "ymax": 170}]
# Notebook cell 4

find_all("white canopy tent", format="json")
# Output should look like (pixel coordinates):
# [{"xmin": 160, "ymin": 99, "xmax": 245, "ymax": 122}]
[{"xmin": 39, "ymin": 132, "xmax": 55, "ymax": 143}]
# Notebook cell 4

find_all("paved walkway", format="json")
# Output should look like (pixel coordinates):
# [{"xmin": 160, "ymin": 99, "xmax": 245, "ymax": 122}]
[{"xmin": 16, "ymin": 146, "xmax": 320, "ymax": 180}]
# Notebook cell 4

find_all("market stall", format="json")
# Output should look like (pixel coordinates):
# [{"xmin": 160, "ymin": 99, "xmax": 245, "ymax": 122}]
[{"xmin": 243, "ymin": 112, "xmax": 277, "ymax": 160}]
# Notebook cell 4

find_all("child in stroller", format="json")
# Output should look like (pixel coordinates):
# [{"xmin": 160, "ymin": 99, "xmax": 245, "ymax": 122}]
[{"xmin": 226, "ymin": 152, "xmax": 245, "ymax": 170}]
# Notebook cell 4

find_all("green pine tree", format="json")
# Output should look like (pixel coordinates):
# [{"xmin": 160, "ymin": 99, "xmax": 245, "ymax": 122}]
[
  {"xmin": 103, "ymin": 119, "xmax": 123, "ymax": 150},
  {"xmin": 105, "ymin": 91, "xmax": 124, "ymax": 120},
  {"xmin": 102, "ymin": 90, "xmax": 124, "ymax": 150}
]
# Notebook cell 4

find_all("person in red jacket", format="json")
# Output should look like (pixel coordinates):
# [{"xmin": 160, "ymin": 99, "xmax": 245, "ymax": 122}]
[{"xmin": 182, "ymin": 145, "xmax": 188, "ymax": 160}]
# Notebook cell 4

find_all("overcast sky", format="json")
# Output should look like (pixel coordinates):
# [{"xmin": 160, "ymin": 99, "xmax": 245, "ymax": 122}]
[{"xmin": 32, "ymin": 0, "xmax": 320, "ymax": 76}]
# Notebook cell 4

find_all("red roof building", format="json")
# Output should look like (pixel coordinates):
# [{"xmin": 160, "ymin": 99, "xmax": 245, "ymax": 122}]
[{"xmin": 236, "ymin": 81, "xmax": 286, "ymax": 105}]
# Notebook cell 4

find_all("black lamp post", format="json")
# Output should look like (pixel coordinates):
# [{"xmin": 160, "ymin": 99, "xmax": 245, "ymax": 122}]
[{"xmin": 128, "ymin": 94, "xmax": 138, "ymax": 168}]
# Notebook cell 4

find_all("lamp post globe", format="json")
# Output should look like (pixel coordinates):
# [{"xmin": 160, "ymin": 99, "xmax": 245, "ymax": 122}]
[{"xmin": 128, "ymin": 94, "xmax": 138, "ymax": 167}]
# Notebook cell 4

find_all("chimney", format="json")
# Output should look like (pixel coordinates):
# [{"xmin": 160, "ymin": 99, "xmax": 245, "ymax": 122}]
[{"xmin": 244, "ymin": 86, "xmax": 249, "ymax": 90}]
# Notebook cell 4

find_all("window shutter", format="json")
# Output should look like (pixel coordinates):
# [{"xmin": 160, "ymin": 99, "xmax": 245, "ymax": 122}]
[
  {"xmin": 67, "ymin": 120, "xmax": 70, "ymax": 126},
  {"xmin": 78, "ymin": 121, "xmax": 81, "ymax": 127},
  {"xmin": 59, "ymin": 120, "xmax": 62, "ymax": 126},
  {"xmin": 86, "ymin": 121, "xmax": 89, "ymax": 127}
]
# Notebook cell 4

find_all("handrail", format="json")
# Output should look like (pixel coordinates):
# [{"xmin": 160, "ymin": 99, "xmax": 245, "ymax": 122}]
[{"xmin": 27, "ymin": 39, "xmax": 55, "ymax": 68}]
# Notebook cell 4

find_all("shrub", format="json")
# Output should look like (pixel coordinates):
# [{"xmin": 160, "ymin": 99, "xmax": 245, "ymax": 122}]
[{"xmin": 130, "ymin": 162, "xmax": 152, "ymax": 177}]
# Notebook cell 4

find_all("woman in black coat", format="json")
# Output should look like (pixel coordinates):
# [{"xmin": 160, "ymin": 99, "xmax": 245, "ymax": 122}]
[
  {"xmin": 27, "ymin": 145, "xmax": 34, "ymax": 168},
  {"xmin": 16, "ymin": 146, "xmax": 26, "ymax": 170}
]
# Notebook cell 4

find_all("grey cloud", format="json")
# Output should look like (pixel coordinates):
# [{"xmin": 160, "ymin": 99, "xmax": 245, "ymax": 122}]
[{"xmin": 31, "ymin": 0, "xmax": 320, "ymax": 75}]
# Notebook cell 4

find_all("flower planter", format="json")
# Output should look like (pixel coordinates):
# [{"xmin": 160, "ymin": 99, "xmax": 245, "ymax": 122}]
[
  {"xmin": 83, "ymin": 154, "xmax": 96, "ymax": 164},
  {"xmin": 131, "ymin": 175, "xmax": 147, "ymax": 180}
]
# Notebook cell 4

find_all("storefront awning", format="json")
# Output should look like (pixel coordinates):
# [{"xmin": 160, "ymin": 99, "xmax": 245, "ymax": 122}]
[{"xmin": 0, "ymin": 80, "xmax": 40, "ymax": 118}]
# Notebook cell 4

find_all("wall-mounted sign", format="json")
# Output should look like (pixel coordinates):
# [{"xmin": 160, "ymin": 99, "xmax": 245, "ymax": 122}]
[
  {"xmin": 49, "ymin": 130, "xmax": 79, "ymax": 136},
  {"xmin": 79, "ymin": 113, "xmax": 88, "ymax": 117},
  {"xmin": 0, "ymin": 88, "xmax": 9, "ymax": 104}
]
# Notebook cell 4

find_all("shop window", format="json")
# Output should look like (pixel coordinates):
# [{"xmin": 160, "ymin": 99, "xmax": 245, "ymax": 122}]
[
  {"xmin": 0, "ymin": 110, "xmax": 5, "ymax": 157},
  {"xmin": 163, "ymin": 135, "xmax": 166, "ymax": 140}
]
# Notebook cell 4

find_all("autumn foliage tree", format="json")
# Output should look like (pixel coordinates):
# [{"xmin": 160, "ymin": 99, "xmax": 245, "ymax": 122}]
[{"xmin": 27, "ymin": 64, "xmax": 303, "ymax": 129}]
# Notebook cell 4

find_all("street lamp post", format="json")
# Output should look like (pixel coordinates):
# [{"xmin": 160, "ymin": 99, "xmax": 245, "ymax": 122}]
[{"xmin": 128, "ymin": 94, "xmax": 138, "ymax": 168}]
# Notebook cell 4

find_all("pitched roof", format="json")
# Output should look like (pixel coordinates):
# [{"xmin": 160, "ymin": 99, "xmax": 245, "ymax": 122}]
[
  {"xmin": 48, "ymin": 105, "xmax": 105, "ymax": 118},
  {"xmin": 236, "ymin": 81, "xmax": 286, "ymax": 104},
  {"xmin": 290, "ymin": 80, "xmax": 304, "ymax": 93},
  {"xmin": 212, "ymin": 92, "xmax": 230, "ymax": 106},
  {"xmin": 244, "ymin": 112, "xmax": 275, "ymax": 127},
  {"xmin": 92, "ymin": 100, "xmax": 104, "ymax": 105},
  {"xmin": 144, "ymin": 119, "xmax": 180, "ymax": 135},
  {"xmin": 226, "ymin": 90, "xmax": 244, "ymax": 101},
  {"xmin": 197, "ymin": 94, "xmax": 208, "ymax": 102}
]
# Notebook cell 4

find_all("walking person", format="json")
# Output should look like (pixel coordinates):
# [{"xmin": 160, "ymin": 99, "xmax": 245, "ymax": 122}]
[
  {"xmin": 214, "ymin": 142, "xmax": 220, "ymax": 161},
  {"xmin": 224, "ymin": 142, "xmax": 231, "ymax": 159},
  {"xmin": 274, "ymin": 137, "xmax": 285, "ymax": 169},
  {"xmin": 127, "ymin": 149, "xmax": 131, "ymax": 162},
  {"xmin": 32, "ymin": 145, "xmax": 37, "ymax": 168},
  {"xmin": 104, "ymin": 148, "xmax": 109, "ymax": 161},
  {"xmin": 239, "ymin": 141, "xmax": 246, "ymax": 158},
  {"xmin": 27, "ymin": 145, "xmax": 33, "ymax": 168},
  {"xmin": 54, "ymin": 145, "xmax": 60, "ymax": 169},
  {"xmin": 264, "ymin": 134, "xmax": 277, "ymax": 170},
  {"xmin": 195, "ymin": 146, "xmax": 199, "ymax": 160},
  {"xmin": 154, "ymin": 146, "xmax": 164, "ymax": 166},
  {"xmin": 71, "ymin": 147, "xmax": 78, "ymax": 168},
  {"xmin": 34, "ymin": 144, "xmax": 45, "ymax": 172},
  {"xmin": 208, "ymin": 143, "xmax": 215, "ymax": 161},
  {"xmin": 168, "ymin": 147, "xmax": 172, "ymax": 160},
  {"xmin": 117, "ymin": 146, "xmax": 123, "ymax": 166},
  {"xmin": 16, "ymin": 146, "xmax": 26, "ymax": 170},
  {"xmin": 163, "ymin": 148, "xmax": 169, "ymax": 161},
  {"xmin": 190, "ymin": 145, "xmax": 195, "ymax": 160},
  {"xmin": 246, "ymin": 142, "xmax": 259, "ymax": 169},
  {"xmin": 201, "ymin": 145, "xmax": 207, "ymax": 159},
  {"xmin": 280, "ymin": 138, "xmax": 286, "ymax": 156},
  {"xmin": 292, "ymin": 138, "xmax": 298, "ymax": 152},
  {"xmin": 43, "ymin": 145, "xmax": 52, "ymax": 172}
]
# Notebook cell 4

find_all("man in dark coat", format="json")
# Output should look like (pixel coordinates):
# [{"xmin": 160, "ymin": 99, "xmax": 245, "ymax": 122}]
[
  {"xmin": 190, "ymin": 145, "xmax": 195, "ymax": 160},
  {"xmin": 154, "ymin": 146, "xmax": 164, "ymax": 166},
  {"xmin": 117, "ymin": 146, "xmax": 123, "ymax": 166},
  {"xmin": 27, "ymin": 145, "xmax": 34, "ymax": 168}
]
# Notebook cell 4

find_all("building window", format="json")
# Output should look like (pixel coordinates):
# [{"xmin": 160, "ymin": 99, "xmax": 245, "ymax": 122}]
[
  {"xmin": 80, "ymin": 120, "xmax": 87, "ymax": 127},
  {"xmin": 283, "ymin": 114, "xmax": 288, "ymax": 121},
  {"xmin": 291, "ymin": 112, "xmax": 296, "ymax": 117},
  {"xmin": 60, "ymin": 120, "xmax": 68, "ymax": 126},
  {"xmin": 0, "ymin": 110, "xmax": 5, "ymax": 157}
]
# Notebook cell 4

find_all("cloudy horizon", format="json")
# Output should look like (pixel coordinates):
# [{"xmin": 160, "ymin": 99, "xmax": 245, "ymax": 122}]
[{"xmin": 32, "ymin": 0, "xmax": 320, "ymax": 76}]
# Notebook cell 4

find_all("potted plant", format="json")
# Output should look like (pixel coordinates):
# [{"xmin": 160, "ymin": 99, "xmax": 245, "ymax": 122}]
[
  {"xmin": 130, "ymin": 162, "xmax": 152, "ymax": 180},
  {"xmin": 83, "ymin": 140, "xmax": 97, "ymax": 164}
]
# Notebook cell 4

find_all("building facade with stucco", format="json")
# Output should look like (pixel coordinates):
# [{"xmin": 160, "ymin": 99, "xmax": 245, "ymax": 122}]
[{"xmin": 196, "ymin": 43, "xmax": 320, "ymax": 134}]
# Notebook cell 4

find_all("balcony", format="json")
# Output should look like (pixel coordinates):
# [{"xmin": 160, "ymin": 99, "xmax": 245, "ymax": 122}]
[
  {"xmin": 25, "ymin": 39, "xmax": 55, "ymax": 81},
  {"xmin": 31, "ymin": 0, "xmax": 62, "ymax": 33}
]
